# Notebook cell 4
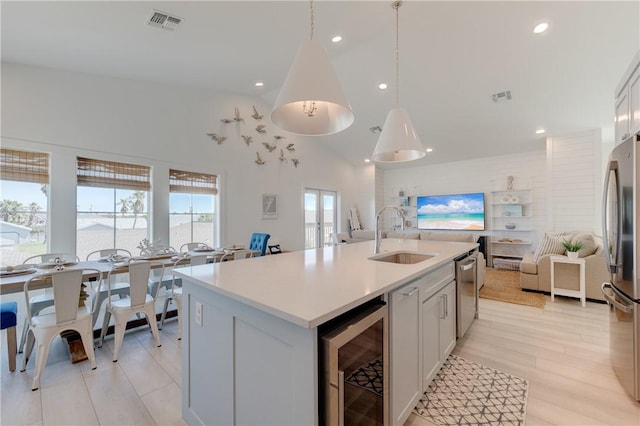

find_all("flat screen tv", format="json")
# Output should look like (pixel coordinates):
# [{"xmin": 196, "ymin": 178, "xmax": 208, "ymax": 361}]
[{"xmin": 416, "ymin": 192, "xmax": 485, "ymax": 231}]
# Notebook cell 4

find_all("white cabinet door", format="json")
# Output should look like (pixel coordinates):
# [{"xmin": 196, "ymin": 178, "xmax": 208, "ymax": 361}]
[
  {"xmin": 421, "ymin": 291, "xmax": 442, "ymax": 390},
  {"xmin": 390, "ymin": 282, "xmax": 421, "ymax": 426},
  {"xmin": 616, "ymin": 91, "xmax": 630, "ymax": 144},
  {"xmin": 440, "ymin": 281, "xmax": 457, "ymax": 359},
  {"xmin": 629, "ymin": 68, "xmax": 640, "ymax": 136}
]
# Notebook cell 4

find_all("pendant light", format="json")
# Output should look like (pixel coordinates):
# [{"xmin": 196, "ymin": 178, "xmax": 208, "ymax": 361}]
[
  {"xmin": 271, "ymin": 0, "xmax": 354, "ymax": 136},
  {"xmin": 372, "ymin": 1, "xmax": 426, "ymax": 163}
]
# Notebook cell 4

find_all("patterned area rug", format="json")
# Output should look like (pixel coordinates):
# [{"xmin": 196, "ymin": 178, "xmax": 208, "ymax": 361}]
[
  {"xmin": 480, "ymin": 268, "xmax": 546, "ymax": 309},
  {"xmin": 414, "ymin": 354, "xmax": 528, "ymax": 426},
  {"xmin": 345, "ymin": 357, "xmax": 383, "ymax": 397}
]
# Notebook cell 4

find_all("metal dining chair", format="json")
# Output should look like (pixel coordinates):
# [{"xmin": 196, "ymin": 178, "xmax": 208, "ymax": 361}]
[
  {"xmin": 23, "ymin": 253, "xmax": 80, "ymax": 265},
  {"xmin": 18, "ymin": 253, "xmax": 81, "ymax": 354},
  {"xmin": 21, "ymin": 269, "xmax": 99, "ymax": 390},
  {"xmin": 97, "ymin": 260, "xmax": 164, "ymax": 362},
  {"xmin": 85, "ymin": 248, "xmax": 132, "ymax": 261},
  {"xmin": 220, "ymin": 249, "xmax": 255, "ymax": 262},
  {"xmin": 159, "ymin": 254, "xmax": 208, "ymax": 339},
  {"xmin": 179, "ymin": 242, "xmax": 209, "ymax": 252}
]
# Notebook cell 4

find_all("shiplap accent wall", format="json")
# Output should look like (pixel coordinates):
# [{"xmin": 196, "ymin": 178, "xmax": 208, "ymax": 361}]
[{"xmin": 547, "ymin": 130, "xmax": 603, "ymax": 234}]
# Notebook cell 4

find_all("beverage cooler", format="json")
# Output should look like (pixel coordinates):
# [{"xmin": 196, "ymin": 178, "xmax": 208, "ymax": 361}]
[{"xmin": 320, "ymin": 299, "xmax": 389, "ymax": 425}]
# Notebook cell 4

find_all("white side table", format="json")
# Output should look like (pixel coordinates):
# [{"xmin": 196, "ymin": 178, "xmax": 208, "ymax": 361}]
[{"xmin": 550, "ymin": 255, "xmax": 586, "ymax": 307}]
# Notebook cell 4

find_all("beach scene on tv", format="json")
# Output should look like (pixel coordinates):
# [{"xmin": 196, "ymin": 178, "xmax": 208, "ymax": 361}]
[{"xmin": 417, "ymin": 193, "xmax": 485, "ymax": 230}]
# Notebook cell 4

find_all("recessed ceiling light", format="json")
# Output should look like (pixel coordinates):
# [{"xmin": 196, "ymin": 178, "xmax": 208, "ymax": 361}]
[
  {"xmin": 426, "ymin": 148, "xmax": 433, "ymax": 153},
  {"xmin": 331, "ymin": 35, "xmax": 343, "ymax": 43},
  {"xmin": 378, "ymin": 83, "xmax": 388, "ymax": 90},
  {"xmin": 533, "ymin": 22, "xmax": 549, "ymax": 34},
  {"xmin": 255, "ymin": 81, "xmax": 264, "ymax": 87},
  {"xmin": 536, "ymin": 129, "xmax": 546, "ymax": 135},
  {"xmin": 364, "ymin": 158, "xmax": 371, "ymax": 163}
]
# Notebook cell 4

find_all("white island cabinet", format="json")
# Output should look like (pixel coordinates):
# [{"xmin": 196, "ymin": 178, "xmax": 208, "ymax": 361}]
[
  {"xmin": 389, "ymin": 262, "xmax": 456, "ymax": 425},
  {"xmin": 174, "ymin": 239, "xmax": 476, "ymax": 426}
]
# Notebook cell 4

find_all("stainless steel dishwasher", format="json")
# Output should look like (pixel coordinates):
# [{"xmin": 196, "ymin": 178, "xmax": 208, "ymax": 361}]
[{"xmin": 455, "ymin": 251, "xmax": 478, "ymax": 338}]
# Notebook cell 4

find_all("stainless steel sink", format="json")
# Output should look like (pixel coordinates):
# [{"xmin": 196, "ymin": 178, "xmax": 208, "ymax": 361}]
[{"xmin": 369, "ymin": 251, "xmax": 434, "ymax": 264}]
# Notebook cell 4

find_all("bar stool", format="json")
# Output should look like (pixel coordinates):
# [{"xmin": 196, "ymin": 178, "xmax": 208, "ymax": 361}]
[{"xmin": 0, "ymin": 301, "xmax": 18, "ymax": 372}]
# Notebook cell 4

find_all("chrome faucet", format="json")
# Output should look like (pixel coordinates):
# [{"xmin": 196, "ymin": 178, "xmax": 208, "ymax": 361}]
[{"xmin": 375, "ymin": 206, "xmax": 406, "ymax": 254}]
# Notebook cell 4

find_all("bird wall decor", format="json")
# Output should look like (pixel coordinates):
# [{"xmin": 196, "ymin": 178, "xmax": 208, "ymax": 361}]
[
  {"xmin": 256, "ymin": 125, "xmax": 267, "ymax": 134},
  {"xmin": 291, "ymin": 158, "xmax": 300, "ymax": 168},
  {"xmin": 279, "ymin": 149, "xmax": 288, "ymax": 163},
  {"xmin": 220, "ymin": 118, "xmax": 233, "ymax": 124},
  {"xmin": 262, "ymin": 142, "xmax": 276, "ymax": 152},
  {"xmin": 207, "ymin": 133, "xmax": 227, "ymax": 144},
  {"xmin": 251, "ymin": 106, "xmax": 263, "ymax": 120},
  {"xmin": 255, "ymin": 152, "xmax": 265, "ymax": 165},
  {"xmin": 286, "ymin": 143, "xmax": 295, "ymax": 152},
  {"xmin": 241, "ymin": 135, "xmax": 253, "ymax": 145},
  {"xmin": 274, "ymin": 135, "xmax": 286, "ymax": 141},
  {"xmin": 233, "ymin": 107, "xmax": 244, "ymax": 123}
]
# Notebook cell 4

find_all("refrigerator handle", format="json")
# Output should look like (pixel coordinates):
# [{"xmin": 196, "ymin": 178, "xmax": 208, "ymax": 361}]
[
  {"xmin": 601, "ymin": 283, "xmax": 633, "ymax": 313},
  {"xmin": 602, "ymin": 160, "xmax": 620, "ymax": 274}
]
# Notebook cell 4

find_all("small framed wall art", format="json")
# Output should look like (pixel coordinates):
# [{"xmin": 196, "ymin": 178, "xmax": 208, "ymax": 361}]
[{"xmin": 262, "ymin": 194, "xmax": 278, "ymax": 219}]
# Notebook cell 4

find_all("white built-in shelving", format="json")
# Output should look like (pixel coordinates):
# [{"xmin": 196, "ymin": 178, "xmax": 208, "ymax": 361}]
[{"xmin": 489, "ymin": 189, "xmax": 533, "ymax": 269}]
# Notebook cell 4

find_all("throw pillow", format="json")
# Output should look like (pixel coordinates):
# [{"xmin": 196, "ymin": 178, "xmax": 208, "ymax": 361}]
[
  {"xmin": 570, "ymin": 233, "xmax": 597, "ymax": 258},
  {"xmin": 533, "ymin": 235, "xmax": 566, "ymax": 262},
  {"xmin": 545, "ymin": 230, "xmax": 576, "ymax": 239}
]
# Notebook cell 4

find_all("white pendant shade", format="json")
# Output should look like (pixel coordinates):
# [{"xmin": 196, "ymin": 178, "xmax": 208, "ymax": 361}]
[
  {"xmin": 271, "ymin": 40, "xmax": 354, "ymax": 136},
  {"xmin": 372, "ymin": 107, "xmax": 426, "ymax": 163}
]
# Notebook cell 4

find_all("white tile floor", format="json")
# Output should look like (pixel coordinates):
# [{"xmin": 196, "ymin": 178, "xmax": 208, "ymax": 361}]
[
  {"xmin": 1, "ymin": 318, "xmax": 185, "ymax": 426},
  {"xmin": 1, "ymin": 295, "xmax": 640, "ymax": 425}
]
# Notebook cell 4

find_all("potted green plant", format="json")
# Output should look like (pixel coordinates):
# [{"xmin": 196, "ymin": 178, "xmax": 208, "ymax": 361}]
[{"xmin": 562, "ymin": 239, "xmax": 583, "ymax": 259}]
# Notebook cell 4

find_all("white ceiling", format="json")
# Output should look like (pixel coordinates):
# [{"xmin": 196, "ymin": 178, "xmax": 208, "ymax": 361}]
[{"xmin": 2, "ymin": 1, "xmax": 639, "ymax": 168}]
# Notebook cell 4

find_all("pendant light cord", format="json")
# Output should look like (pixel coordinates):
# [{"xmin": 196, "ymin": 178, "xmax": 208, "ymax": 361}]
[
  {"xmin": 394, "ymin": 1, "xmax": 401, "ymax": 106},
  {"xmin": 310, "ymin": 0, "xmax": 314, "ymax": 41}
]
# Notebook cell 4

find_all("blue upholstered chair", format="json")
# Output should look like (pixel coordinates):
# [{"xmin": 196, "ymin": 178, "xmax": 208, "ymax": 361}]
[
  {"xmin": 1, "ymin": 301, "xmax": 18, "ymax": 372},
  {"xmin": 248, "ymin": 233, "xmax": 270, "ymax": 257}
]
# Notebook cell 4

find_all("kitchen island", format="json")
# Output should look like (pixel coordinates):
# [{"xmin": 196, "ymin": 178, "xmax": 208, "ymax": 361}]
[{"xmin": 174, "ymin": 238, "xmax": 477, "ymax": 426}]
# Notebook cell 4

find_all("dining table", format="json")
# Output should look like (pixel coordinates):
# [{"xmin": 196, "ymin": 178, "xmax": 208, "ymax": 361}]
[
  {"xmin": 0, "ymin": 254, "xmax": 186, "ymax": 363},
  {"xmin": 0, "ymin": 248, "xmax": 259, "ymax": 363}
]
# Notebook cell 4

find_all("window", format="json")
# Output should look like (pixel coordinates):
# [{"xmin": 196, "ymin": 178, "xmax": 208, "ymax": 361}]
[
  {"xmin": 169, "ymin": 169, "xmax": 217, "ymax": 250},
  {"xmin": 0, "ymin": 148, "xmax": 49, "ymax": 266},
  {"xmin": 76, "ymin": 157, "xmax": 150, "ymax": 260}
]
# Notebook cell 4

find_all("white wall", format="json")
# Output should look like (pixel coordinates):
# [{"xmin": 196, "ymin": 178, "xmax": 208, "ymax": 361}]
[
  {"xmin": 382, "ymin": 131, "xmax": 607, "ymax": 247},
  {"xmin": 382, "ymin": 151, "xmax": 548, "ymax": 246},
  {"xmin": 1, "ymin": 63, "xmax": 373, "ymax": 253}
]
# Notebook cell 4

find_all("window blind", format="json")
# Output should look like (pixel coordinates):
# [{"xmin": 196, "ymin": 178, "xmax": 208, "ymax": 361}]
[
  {"xmin": 77, "ymin": 157, "xmax": 151, "ymax": 191},
  {"xmin": 0, "ymin": 148, "xmax": 50, "ymax": 184},
  {"xmin": 169, "ymin": 169, "xmax": 218, "ymax": 195}
]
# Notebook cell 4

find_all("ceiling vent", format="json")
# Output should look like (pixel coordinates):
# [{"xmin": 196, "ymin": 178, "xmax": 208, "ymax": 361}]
[
  {"xmin": 146, "ymin": 10, "xmax": 183, "ymax": 31},
  {"xmin": 492, "ymin": 90, "xmax": 512, "ymax": 103}
]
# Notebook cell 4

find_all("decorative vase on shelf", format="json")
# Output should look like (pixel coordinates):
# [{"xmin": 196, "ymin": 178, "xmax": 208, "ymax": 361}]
[{"xmin": 567, "ymin": 251, "xmax": 579, "ymax": 260}]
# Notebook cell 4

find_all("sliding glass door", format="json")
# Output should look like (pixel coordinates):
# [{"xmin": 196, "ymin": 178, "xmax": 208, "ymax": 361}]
[{"xmin": 304, "ymin": 188, "xmax": 337, "ymax": 249}]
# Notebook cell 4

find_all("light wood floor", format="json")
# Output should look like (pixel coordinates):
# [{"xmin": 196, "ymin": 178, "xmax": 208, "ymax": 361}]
[{"xmin": 1, "ymin": 295, "xmax": 639, "ymax": 425}]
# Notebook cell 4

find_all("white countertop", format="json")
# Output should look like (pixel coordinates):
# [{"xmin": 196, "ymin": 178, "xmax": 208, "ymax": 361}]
[{"xmin": 174, "ymin": 238, "xmax": 477, "ymax": 328}]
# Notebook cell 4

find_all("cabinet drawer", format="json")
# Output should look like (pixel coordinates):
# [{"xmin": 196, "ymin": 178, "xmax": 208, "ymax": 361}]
[{"xmin": 416, "ymin": 263, "xmax": 455, "ymax": 302}]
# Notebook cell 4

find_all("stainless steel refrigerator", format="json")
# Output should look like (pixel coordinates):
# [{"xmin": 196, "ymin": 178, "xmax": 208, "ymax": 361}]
[{"xmin": 601, "ymin": 131, "xmax": 640, "ymax": 401}]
